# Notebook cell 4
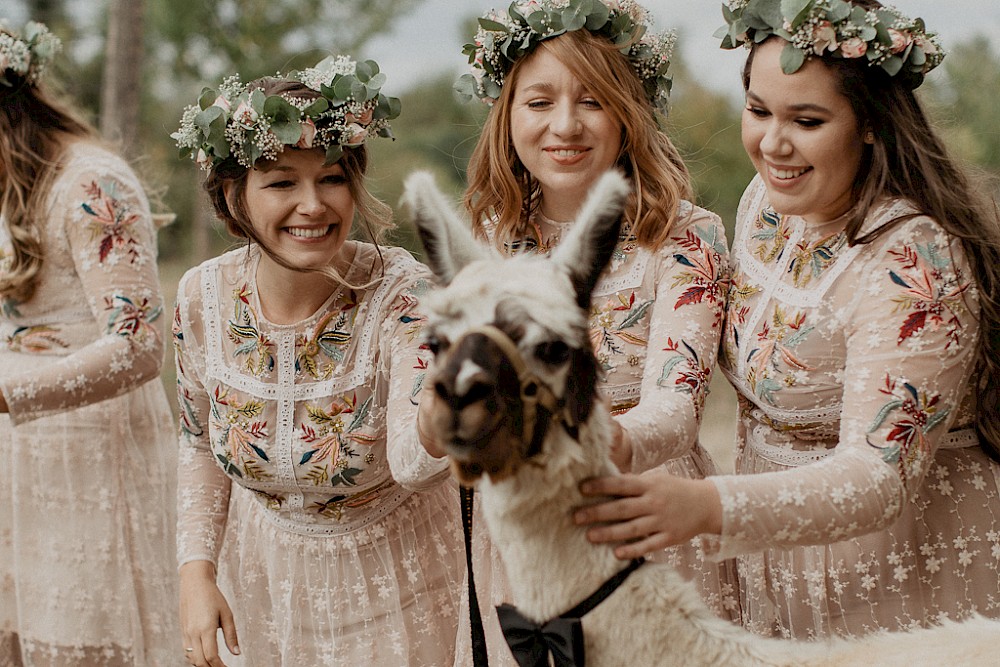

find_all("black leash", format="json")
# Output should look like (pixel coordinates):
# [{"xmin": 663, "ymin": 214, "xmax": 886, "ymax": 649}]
[{"xmin": 462, "ymin": 484, "xmax": 490, "ymax": 666}]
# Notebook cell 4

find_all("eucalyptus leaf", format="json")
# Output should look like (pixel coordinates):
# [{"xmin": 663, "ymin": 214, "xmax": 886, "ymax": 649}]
[
  {"xmin": 780, "ymin": 42, "xmax": 806, "ymax": 73},
  {"xmin": 324, "ymin": 145, "xmax": 344, "ymax": 166},
  {"xmin": 198, "ymin": 87, "xmax": 218, "ymax": 110},
  {"xmin": 828, "ymin": 0, "xmax": 851, "ymax": 22},
  {"xmin": 270, "ymin": 120, "xmax": 302, "ymax": 144},
  {"xmin": 749, "ymin": 0, "xmax": 784, "ymax": 28},
  {"xmin": 479, "ymin": 18, "xmax": 512, "ymax": 33},
  {"xmin": 194, "ymin": 105, "xmax": 223, "ymax": 132},
  {"xmin": 562, "ymin": 6, "xmax": 587, "ymax": 32},
  {"xmin": 355, "ymin": 59, "xmax": 376, "ymax": 80},
  {"xmin": 781, "ymin": 0, "xmax": 813, "ymax": 30},
  {"xmin": 303, "ymin": 99, "xmax": 329, "ymax": 116},
  {"xmin": 881, "ymin": 54, "xmax": 903, "ymax": 76},
  {"xmin": 583, "ymin": 1, "xmax": 610, "ymax": 30},
  {"xmin": 367, "ymin": 72, "xmax": 387, "ymax": 89}
]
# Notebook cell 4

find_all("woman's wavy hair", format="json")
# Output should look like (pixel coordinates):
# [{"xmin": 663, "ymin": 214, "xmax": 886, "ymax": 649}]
[
  {"xmin": 744, "ymin": 10, "xmax": 1000, "ymax": 461},
  {"xmin": 464, "ymin": 28, "xmax": 693, "ymax": 249},
  {"xmin": 203, "ymin": 77, "xmax": 393, "ymax": 283},
  {"xmin": 0, "ymin": 70, "xmax": 94, "ymax": 303}
]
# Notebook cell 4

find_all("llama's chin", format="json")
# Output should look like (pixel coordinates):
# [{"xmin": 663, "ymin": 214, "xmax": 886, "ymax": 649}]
[{"xmin": 445, "ymin": 433, "xmax": 526, "ymax": 484}]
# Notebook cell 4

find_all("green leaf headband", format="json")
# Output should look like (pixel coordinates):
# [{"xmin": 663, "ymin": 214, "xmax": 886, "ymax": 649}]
[
  {"xmin": 456, "ymin": 0, "xmax": 676, "ymax": 114},
  {"xmin": 171, "ymin": 55, "xmax": 402, "ymax": 171},
  {"xmin": 717, "ymin": 0, "xmax": 944, "ymax": 88},
  {"xmin": 0, "ymin": 20, "xmax": 62, "ymax": 88}
]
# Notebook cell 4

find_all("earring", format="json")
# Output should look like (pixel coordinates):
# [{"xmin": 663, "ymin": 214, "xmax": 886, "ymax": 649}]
[{"xmin": 864, "ymin": 130, "xmax": 875, "ymax": 144}]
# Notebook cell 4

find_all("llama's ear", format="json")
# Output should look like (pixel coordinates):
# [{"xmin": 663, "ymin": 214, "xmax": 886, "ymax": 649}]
[
  {"xmin": 550, "ymin": 170, "xmax": 629, "ymax": 309},
  {"xmin": 400, "ymin": 171, "xmax": 488, "ymax": 285}
]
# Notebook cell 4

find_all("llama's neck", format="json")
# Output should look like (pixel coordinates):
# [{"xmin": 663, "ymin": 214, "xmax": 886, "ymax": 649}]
[{"xmin": 478, "ymin": 411, "xmax": 628, "ymax": 622}]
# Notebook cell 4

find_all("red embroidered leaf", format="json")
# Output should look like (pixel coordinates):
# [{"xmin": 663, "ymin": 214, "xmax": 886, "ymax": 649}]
[
  {"xmin": 897, "ymin": 310, "xmax": 927, "ymax": 344},
  {"xmin": 675, "ymin": 285, "xmax": 709, "ymax": 308}
]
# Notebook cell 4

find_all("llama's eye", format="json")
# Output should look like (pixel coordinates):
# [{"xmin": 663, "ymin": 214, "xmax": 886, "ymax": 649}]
[
  {"xmin": 424, "ymin": 334, "xmax": 445, "ymax": 356},
  {"xmin": 534, "ymin": 341, "xmax": 570, "ymax": 365}
]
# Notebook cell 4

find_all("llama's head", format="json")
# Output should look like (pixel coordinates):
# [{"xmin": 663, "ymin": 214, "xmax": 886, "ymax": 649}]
[{"xmin": 401, "ymin": 171, "xmax": 630, "ymax": 484}]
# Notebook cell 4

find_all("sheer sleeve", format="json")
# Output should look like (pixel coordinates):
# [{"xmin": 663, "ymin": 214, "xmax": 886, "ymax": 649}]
[
  {"xmin": 174, "ymin": 267, "xmax": 232, "ymax": 567},
  {"xmin": 619, "ymin": 207, "xmax": 730, "ymax": 472},
  {"xmin": 381, "ymin": 271, "xmax": 451, "ymax": 490},
  {"xmin": 708, "ymin": 218, "xmax": 980, "ymax": 559},
  {"xmin": 0, "ymin": 161, "xmax": 166, "ymax": 424}
]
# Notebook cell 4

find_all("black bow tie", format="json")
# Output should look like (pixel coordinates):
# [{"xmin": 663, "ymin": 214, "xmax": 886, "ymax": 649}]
[
  {"xmin": 496, "ymin": 604, "xmax": 584, "ymax": 667},
  {"xmin": 495, "ymin": 557, "xmax": 645, "ymax": 667}
]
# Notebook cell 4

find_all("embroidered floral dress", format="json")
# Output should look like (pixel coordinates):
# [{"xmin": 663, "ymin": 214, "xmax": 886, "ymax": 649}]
[
  {"xmin": 460, "ymin": 203, "xmax": 739, "ymax": 665},
  {"xmin": 0, "ymin": 143, "xmax": 179, "ymax": 665},
  {"xmin": 173, "ymin": 242, "xmax": 464, "ymax": 666},
  {"xmin": 711, "ymin": 175, "xmax": 1000, "ymax": 639}
]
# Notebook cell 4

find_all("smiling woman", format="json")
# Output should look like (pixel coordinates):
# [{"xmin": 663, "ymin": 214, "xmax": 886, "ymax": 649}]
[{"xmin": 169, "ymin": 56, "xmax": 465, "ymax": 667}]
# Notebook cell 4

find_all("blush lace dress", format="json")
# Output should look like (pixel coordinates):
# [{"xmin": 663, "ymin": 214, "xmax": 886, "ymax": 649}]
[
  {"xmin": 0, "ymin": 142, "xmax": 180, "ymax": 666},
  {"xmin": 173, "ymin": 242, "xmax": 464, "ymax": 666},
  {"xmin": 711, "ymin": 175, "xmax": 1000, "ymax": 639}
]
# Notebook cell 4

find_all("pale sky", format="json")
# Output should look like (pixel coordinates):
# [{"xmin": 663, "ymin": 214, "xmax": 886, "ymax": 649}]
[{"xmin": 364, "ymin": 1, "xmax": 1000, "ymax": 100}]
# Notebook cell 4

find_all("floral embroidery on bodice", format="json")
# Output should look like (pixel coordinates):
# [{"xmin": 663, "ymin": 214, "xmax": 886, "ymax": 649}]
[
  {"xmin": 490, "ymin": 201, "xmax": 729, "ymax": 470},
  {"xmin": 174, "ymin": 244, "xmax": 439, "ymax": 550}
]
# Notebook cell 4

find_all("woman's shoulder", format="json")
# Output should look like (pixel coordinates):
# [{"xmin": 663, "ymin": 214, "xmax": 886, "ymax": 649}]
[
  {"xmin": 58, "ymin": 141, "xmax": 137, "ymax": 183},
  {"xmin": 653, "ymin": 199, "xmax": 729, "ymax": 258},
  {"xmin": 177, "ymin": 248, "xmax": 247, "ymax": 298},
  {"xmin": 352, "ymin": 242, "xmax": 430, "ymax": 282}
]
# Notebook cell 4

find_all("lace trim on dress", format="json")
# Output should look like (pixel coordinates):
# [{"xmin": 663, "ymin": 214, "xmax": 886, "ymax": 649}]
[
  {"xmin": 258, "ymin": 484, "xmax": 413, "ymax": 537},
  {"xmin": 721, "ymin": 363, "xmax": 845, "ymax": 426},
  {"xmin": 748, "ymin": 425, "xmax": 979, "ymax": 468}
]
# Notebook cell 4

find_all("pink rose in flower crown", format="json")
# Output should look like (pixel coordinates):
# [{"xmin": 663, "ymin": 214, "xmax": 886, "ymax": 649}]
[
  {"xmin": 839, "ymin": 37, "xmax": 867, "ymax": 59},
  {"xmin": 232, "ymin": 100, "xmax": 258, "ymax": 129},
  {"xmin": 343, "ymin": 123, "xmax": 368, "ymax": 146},
  {"xmin": 515, "ymin": 0, "xmax": 543, "ymax": 14},
  {"xmin": 345, "ymin": 107, "xmax": 374, "ymax": 126},
  {"xmin": 888, "ymin": 29, "xmax": 912, "ymax": 54},
  {"xmin": 195, "ymin": 148, "xmax": 212, "ymax": 170},
  {"xmin": 811, "ymin": 21, "xmax": 838, "ymax": 55},
  {"xmin": 603, "ymin": 0, "xmax": 622, "ymax": 11},
  {"xmin": 212, "ymin": 95, "xmax": 231, "ymax": 112},
  {"xmin": 296, "ymin": 117, "xmax": 316, "ymax": 149}
]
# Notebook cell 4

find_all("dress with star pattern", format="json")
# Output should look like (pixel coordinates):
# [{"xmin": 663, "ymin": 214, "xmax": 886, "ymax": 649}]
[
  {"xmin": 710, "ymin": 175, "xmax": 1000, "ymax": 639},
  {"xmin": 173, "ymin": 242, "xmax": 464, "ymax": 666}
]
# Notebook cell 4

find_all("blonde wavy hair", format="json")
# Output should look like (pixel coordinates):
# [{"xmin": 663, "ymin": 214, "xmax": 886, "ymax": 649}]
[
  {"xmin": 464, "ymin": 28, "xmax": 693, "ymax": 249},
  {"xmin": 0, "ymin": 72, "xmax": 94, "ymax": 303}
]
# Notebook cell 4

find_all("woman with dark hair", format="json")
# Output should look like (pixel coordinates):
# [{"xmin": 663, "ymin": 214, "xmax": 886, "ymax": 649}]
[
  {"xmin": 0, "ymin": 21, "xmax": 180, "ymax": 666},
  {"xmin": 171, "ymin": 57, "xmax": 462, "ymax": 666},
  {"xmin": 576, "ymin": 0, "xmax": 1000, "ymax": 640}
]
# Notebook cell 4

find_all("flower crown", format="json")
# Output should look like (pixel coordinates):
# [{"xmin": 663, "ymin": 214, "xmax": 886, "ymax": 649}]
[
  {"xmin": 456, "ymin": 0, "xmax": 676, "ymax": 114},
  {"xmin": 171, "ymin": 55, "xmax": 401, "ymax": 171},
  {"xmin": 717, "ymin": 0, "xmax": 944, "ymax": 87},
  {"xmin": 0, "ymin": 20, "xmax": 61, "ymax": 88}
]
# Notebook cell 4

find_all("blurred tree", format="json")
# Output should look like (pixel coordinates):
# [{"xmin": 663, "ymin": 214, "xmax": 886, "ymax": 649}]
[
  {"xmin": 100, "ymin": 0, "xmax": 145, "ymax": 157},
  {"xmin": 666, "ymin": 51, "xmax": 755, "ymax": 239}
]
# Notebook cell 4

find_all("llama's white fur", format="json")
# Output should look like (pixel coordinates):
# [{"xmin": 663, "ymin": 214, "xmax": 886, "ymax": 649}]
[{"xmin": 402, "ymin": 170, "xmax": 1000, "ymax": 666}]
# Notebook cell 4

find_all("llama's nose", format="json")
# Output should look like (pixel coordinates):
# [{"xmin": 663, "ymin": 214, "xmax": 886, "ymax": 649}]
[{"xmin": 434, "ymin": 363, "xmax": 493, "ymax": 410}]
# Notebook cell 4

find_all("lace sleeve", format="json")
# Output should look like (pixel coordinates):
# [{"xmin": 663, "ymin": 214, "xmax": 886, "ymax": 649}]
[
  {"xmin": 174, "ymin": 267, "xmax": 232, "ymax": 567},
  {"xmin": 708, "ymin": 218, "xmax": 979, "ymax": 559},
  {"xmin": 619, "ymin": 207, "xmax": 730, "ymax": 472},
  {"xmin": 382, "ymin": 270, "xmax": 451, "ymax": 490},
  {"xmin": 0, "ymin": 161, "xmax": 165, "ymax": 424}
]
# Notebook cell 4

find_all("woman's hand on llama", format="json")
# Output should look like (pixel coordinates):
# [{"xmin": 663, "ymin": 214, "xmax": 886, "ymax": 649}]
[
  {"xmin": 573, "ymin": 470, "xmax": 724, "ymax": 560},
  {"xmin": 179, "ymin": 560, "xmax": 240, "ymax": 667}
]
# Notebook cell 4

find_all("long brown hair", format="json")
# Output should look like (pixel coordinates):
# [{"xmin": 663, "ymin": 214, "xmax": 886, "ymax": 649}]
[
  {"xmin": 203, "ymin": 77, "xmax": 393, "ymax": 280},
  {"xmin": 464, "ymin": 28, "xmax": 693, "ymax": 249},
  {"xmin": 0, "ymin": 70, "xmax": 95, "ymax": 303},
  {"xmin": 744, "ymin": 26, "xmax": 1000, "ymax": 461}
]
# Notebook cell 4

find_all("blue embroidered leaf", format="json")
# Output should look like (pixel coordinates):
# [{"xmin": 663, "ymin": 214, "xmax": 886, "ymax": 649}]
[
  {"xmin": 868, "ymin": 399, "xmax": 904, "ymax": 432},
  {"xmin": 81, "ymin": 202, "xmax": 98, "ymax": 217},
  {"xmin": 299, "ymin": 449, "xmax": 317, "ymax": 465},
  {"xmin": 682, "ymin": 339, "xmax": 699, "ymax": 362},
  {"xmin": 889, "ymin": 271, "xmax": 911, "ymax": 288},
  {"xmin": 399, "ymin": 315, "xmax": 419, "ymax": 323},
  {"xmin": 346, "ymin": 395, "xmax": 373, "ymax": 433},
  {"xmin": 903, "ymin": 382, "xmax": 919, "ymax": 402},
  {"xmin": 673, "ymin": 254, "xmax": 695, "ymax": 268},
  {"xmin": 250, "ymin": 444, "xmax": 270, "ymax": 462},
  {"xmin": 923, "ymin": 408, "xmax": 950, "ymax": 434},
  {"xmin": 618, "ymin": 300, "xmax": 654, "ymax": 329},
  {"xmin": 657, "ymin": 357, "xmax": 684, "ymax": 387},
  {"xmin": 783, "ymin": 326, "xmax": 815, "ymax": 348}
]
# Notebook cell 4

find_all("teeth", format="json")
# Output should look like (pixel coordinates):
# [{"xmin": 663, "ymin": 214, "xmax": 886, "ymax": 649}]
[
  {"xmin": 552, "ymin": 149, "xmax": 583, "ymax": 157},
  {"xmin": 770, "ymin": 166, "xmax": 809, "ymax": 180},
  {"xmin": 286, "ymin": 226, "xmax": 330, "ymax": 238}
]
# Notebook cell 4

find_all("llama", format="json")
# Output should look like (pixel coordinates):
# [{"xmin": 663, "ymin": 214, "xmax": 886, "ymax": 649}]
[{"xmin": 400, "ymin": 170, "xmax": 1000, "ymax": 666}]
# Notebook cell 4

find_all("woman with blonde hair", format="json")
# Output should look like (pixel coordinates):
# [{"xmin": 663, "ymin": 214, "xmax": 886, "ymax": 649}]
[
  {"xmin": 0, "ymin": 20, "xmax": 180, "ymax": 665},
  {"xmin": 577, "ymin": 0, "xmax": 1000, "ymax": 640},
  {"xmin": 421, "ymin": 1, "xmax": 739, "ymax": 662}
]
